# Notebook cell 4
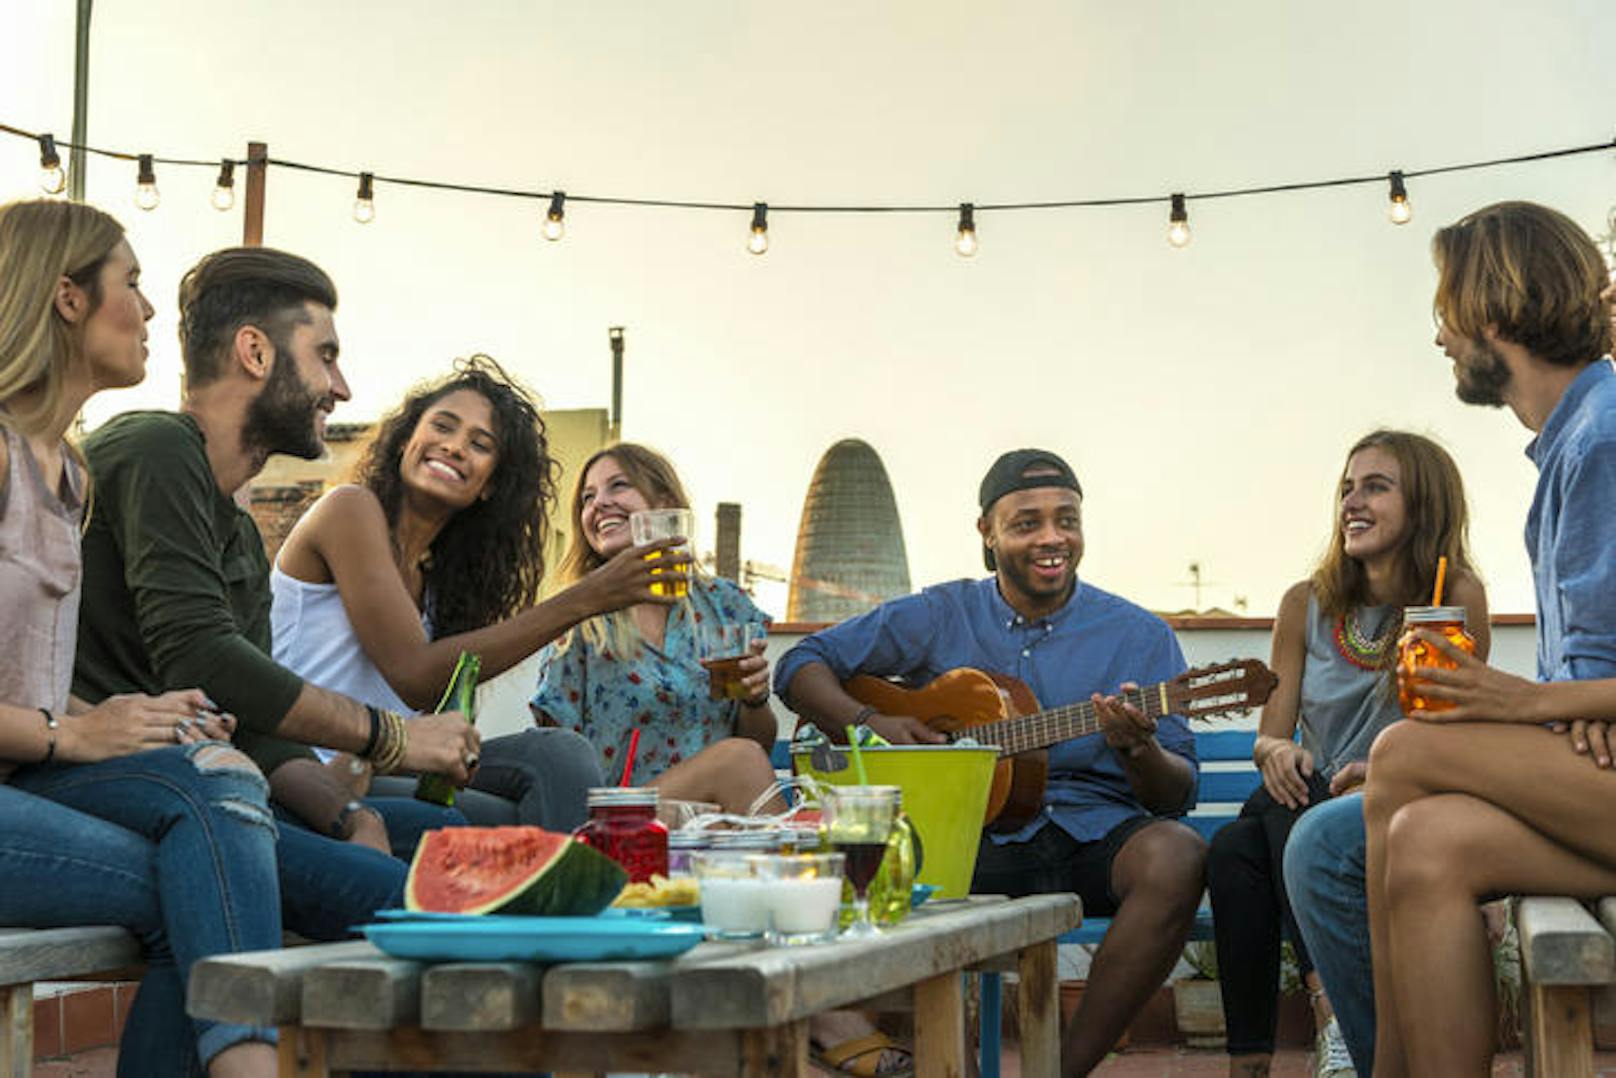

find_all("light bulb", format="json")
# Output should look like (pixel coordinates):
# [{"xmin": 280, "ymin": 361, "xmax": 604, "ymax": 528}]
[
  {"xmin": 955, "ymin": 202, "xmax": 978, "ymax": 257},
  {"xmin": 747, "ymin": 202, "xmax": 769, "ymax": 255},
  {"xmin": 543, "ymin": 191, "xmax": 566, "ymax": 241},
  {"xmin": 353, "ymin": 172, "xmax": 376, "ymax": 224},
  {"xmin": 37, "ymin": 134, "xmax": 65, "ymax": 195},
  {"xmin": 1387, "ymin": 171, "xmax": 1412, "ymax": 226},
  {"xmin": 134, "ymin": 154, "xmax": 159, "ymax": 211},
  {"xmin": 211, "ymin": 159, "xmax": 236, "ymax": 211},
  {"xmin": 1167, "ymin": 193, "xmax": 1190, "ymax": 248}
]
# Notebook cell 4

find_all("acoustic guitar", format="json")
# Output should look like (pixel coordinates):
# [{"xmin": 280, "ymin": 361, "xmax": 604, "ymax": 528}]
[{"xmin": 842, "ymin": 660, "xmax": 1278, "ymax": 832}]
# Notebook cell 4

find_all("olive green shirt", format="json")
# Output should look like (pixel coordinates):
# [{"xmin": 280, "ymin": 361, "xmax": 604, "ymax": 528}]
[{"xmin": 73, "ymin": 411, "xmax": 312, "ymax": 774}]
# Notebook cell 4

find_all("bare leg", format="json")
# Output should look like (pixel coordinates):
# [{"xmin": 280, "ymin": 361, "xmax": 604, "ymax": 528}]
[
  {"xmin": 1363, "ymin": 720, "xmax": 1616, "ymax": 1076},
  {"xmin": 1383, "ymin": 792, "xmax": 1616, "ymax": 1075},
  {"xmin": 208, "ymin": 1041, "xmax": 276, "ymax": 1077},
  {"xmin": 1063, "ymin": 821, "xmax": 1206, "ymax": 1077},
  {"xmin": 649, "ymin": 737, "xmax": 786, "ymax": 815}
]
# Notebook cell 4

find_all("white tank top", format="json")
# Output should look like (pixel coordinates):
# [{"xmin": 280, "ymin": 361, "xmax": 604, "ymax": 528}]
[{"xmin": 270, "ymin": 563, "xmax": 414, "ymax": 761}]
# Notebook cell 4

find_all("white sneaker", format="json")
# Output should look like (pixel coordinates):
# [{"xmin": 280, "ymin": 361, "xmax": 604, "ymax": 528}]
[{"xmin": 1314, "ymin": 1017, "xmax": 1357, "ymax": 1078}]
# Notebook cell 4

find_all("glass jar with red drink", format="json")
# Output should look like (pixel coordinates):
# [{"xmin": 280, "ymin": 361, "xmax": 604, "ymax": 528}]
[
  {"xmin": 574, "ymin": 787, "xmax": 668, "ymax": 883},
  {"xmin": 1396, "ymin": 605, "xmax": 1478, "ymax": 715}
]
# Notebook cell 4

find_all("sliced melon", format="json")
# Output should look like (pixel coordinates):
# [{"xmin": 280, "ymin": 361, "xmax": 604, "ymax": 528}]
[{"xmin": 405, "ymin": 826, "xmax": 627, "ymax": 916}]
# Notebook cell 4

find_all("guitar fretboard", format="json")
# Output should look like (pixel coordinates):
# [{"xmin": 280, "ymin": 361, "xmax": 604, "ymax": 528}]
[{"xmin": 975, "ymin": 682, "xmax": 1174, "ymax": 756}]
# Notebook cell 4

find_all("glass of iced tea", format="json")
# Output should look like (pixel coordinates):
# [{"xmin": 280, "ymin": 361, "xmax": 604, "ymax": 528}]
[
  {"xmin": 699, "ymin": 622, "xmax": 761, "ymax": 701},
  {"xmin": 1396, "ymin": 605, "xmax": 1477, "ymax": 715},
  {"xmin": 822, "ymin": 785, "xmax": 900, "ymax": 939},
  {"xmin": 629, "ymin": 508, "xmax": 693, "ymax": 598}
]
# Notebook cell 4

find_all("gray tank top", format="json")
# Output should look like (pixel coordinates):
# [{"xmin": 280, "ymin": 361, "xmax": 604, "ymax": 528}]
[
  {"xmin": 1298, "ymin": 591, "xmax": 1403, "ymax": 777},
  {"xmin": 0, "ymin": 425, "xmax": 85, "ymax": 778}
]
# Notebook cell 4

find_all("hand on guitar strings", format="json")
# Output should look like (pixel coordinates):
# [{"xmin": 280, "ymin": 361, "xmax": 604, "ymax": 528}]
[
  {"xmin": 1092, "ymin": 684, "xmax": 1157, "ymax": 760},
  {"xmin": 864, "ymin": 712, "xmax": 948, "ymax": 746}
]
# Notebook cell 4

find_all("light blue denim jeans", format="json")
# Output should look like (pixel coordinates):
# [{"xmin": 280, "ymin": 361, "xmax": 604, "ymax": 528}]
[
  {"xmin": 1282, "ymin": 790, "xmax": 1373, "ymax": 1071},
  {"xmin": 6, "ymin": 743, "xmax": 282, "ymax": 1075}
]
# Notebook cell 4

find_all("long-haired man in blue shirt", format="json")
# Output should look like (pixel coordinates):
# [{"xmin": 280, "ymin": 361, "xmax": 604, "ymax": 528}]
[{"xmin": 777, "ymin": 449, "xmax": 1206, "ymax": 1077}]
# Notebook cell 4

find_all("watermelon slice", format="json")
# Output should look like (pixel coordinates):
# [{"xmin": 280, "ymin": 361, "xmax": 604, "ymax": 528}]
[{"xmin": 405, "ymin": 826, "xmax": 627, "ymax": 916}]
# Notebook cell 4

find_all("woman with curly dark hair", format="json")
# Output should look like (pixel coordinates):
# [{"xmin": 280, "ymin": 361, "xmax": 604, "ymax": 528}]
[{"xmin": 271, "ymin": 355, "xmax": 686, "ymax": 830}]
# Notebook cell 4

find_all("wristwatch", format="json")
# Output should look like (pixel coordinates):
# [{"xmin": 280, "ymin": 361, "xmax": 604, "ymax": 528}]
[{"xmin": 329, "ymin": 799, "xmax": 366, "ymax": 840}]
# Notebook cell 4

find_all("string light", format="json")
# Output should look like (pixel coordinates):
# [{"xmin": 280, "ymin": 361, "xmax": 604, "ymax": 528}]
[
  {"xmin": 37, "ymin": 134, "xmax": 65, "ymax": 195},
  {"xmin": 353, "ymin": 172, "xmax": 376, "ymax": 223},
  {"xmin": 1387, "ymin": 170, "xmax": 1413, "ymax": 225},
  {"xmin": 211, "ymin": 159, "xmax": 236, "ymax": 211},
  {"xmin": 134, "ymin": 154, "xmax": 160, "ymax": 211},
  {"xmin": 543, "ymin": 190, "xmax": 565, "ymax": 241},
  {"xmin": 1167, "ymin": 193, "xmax": 1190, "ymax": 248},
  {"xmin": 955, "ymin": 202, "xmax": 978, "ymax": 257},
  {"xmin": 747, "ymin": 202, "xmax": 769, "ymax": 255}
]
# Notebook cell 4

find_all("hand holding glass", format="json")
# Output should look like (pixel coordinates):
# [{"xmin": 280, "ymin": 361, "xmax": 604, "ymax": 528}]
[
  {"xmin": 822, "ymin": 785, "xmax": 900, "ymax": 938},
  {"xmin": 629, "ymin": 509, "xmax": 694, "ymax": 598},
  {"xmin": 700, "ymin": 622, "xmax": 762, "ymax": 701}
]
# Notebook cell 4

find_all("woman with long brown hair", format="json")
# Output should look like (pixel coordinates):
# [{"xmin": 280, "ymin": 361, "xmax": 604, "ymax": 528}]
[{"xmin": 1207, "ymin": 428, "xmax": 1488, "ymax": 1078}]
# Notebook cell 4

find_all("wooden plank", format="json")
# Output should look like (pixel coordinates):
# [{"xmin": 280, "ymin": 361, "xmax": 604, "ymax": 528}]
[
  {"xmin": 421, "ymin": 962, "xmax": 540, "ymax": 1031},
  {"xmin": 1595, "ymin": 896, "xmax": 1616, "ymax": 947},
  {"xmin": 1016, "ymin": 940, "xmax": 1060, "ymax": 1078},
  {"xmin": 672, "ymin": 894, "xmax": 1078, "ymax": 1029},
  {"xmin": 740, "ymin": 1020, "xmax": 810, "ymax": 1077},
  {"xmin": 1525, "ymin": 983, "xmax": 1593, "ymax": 1078},
  {"xmin": 914, "ymin": 972, "xmax": 965, "ymax": 1078},
  {"xmin": 543, "ymin": 960, "xmax": 672, "ymax": 1031},
  {"xmin": 0, "ymin": 926, "xmax": 140, "ymax": 985},
  {"xmin": 322, "ymin": 1026, "xmax": 741, "ymax": 1073},
  {"xmin": 1518, "ymin": 897, "xmax": 1616, "ymax": 986},
  {"xmin": 301, "ymin": 956, "xmax": 422, "ymax": 1030},
  {"xmin": 1, "ymin": 984, "xmax": 30, "ymax": 1078},
  {"xmin": 276, "ymin": 1025, "xmax": 330, "ymax": 1077},
  {"xmin": 189, "ymin": 941, "xmax": 377, "ymax": 1026}
]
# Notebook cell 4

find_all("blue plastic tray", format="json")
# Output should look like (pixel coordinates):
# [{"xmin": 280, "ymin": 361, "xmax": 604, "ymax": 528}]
[{"xmin": 360, "ymin": 915, "xmax": 707, "ymax": 962}]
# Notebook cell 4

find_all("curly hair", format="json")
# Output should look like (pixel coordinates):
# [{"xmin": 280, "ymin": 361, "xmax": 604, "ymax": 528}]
[{"xmin": 352, "ymin": 355, "xmax": 557, "ymax": 637}]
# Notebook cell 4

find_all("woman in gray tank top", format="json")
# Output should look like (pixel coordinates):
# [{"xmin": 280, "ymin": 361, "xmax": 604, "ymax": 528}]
[{"xmin": 1206, "ymin": 430, "xmax": 1488, "ymax": 1078}]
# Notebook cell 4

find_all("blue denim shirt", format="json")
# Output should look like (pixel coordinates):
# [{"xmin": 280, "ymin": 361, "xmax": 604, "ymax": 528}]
[
  {"xmin": 774, "ymin": 576, "xmax": 1197, "ymax": 844},
  {"xmin": 1525, "ymin": 359, "xmax": 1616, "ymax": 681}
]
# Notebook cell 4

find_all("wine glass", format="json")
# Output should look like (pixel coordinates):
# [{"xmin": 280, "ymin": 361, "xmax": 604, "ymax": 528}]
[{"xmin": 822, "ymin": 785, "xmax": 900, "ymax": 938}]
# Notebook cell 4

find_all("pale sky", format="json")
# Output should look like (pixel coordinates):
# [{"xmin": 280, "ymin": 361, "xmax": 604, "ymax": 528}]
[{"xmin": 4, "ymin": 0, "xmax": 1614, "ymax": 619}]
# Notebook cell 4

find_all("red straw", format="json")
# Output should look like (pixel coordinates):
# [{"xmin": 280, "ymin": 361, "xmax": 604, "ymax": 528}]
[{"xmin": 620, "ymin": 728, "xmax": 642, "ymax": 786}]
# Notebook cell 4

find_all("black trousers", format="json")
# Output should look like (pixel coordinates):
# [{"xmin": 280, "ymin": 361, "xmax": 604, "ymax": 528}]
[{"xmin": 1205, "ymin": 770, "xmax": 1332, "ymax": 1055}]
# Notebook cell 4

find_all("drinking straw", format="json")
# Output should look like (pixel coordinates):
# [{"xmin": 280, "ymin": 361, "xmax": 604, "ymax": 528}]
[
  {"xmin": 1431, "ymin": 555, "xmax": 1448, "ymax": 606},
  {"xmin": 621, "ymin": 728, "xmax": 642, "ymax": 786},
  {"xmin": 844, "ymin": 724, "xmax": 871, "ymax": 785}
]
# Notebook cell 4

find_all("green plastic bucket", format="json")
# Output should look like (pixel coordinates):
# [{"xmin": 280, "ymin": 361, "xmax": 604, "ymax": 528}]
[{"xmin": 793, "ymin": 744, "xmax": 999, "ymax": 899}]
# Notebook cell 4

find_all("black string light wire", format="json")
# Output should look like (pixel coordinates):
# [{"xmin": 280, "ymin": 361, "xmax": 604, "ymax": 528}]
[
  {"xmin": 36, "ymin": 133, "xmax": 64, "ymax": 194},
  {"xmin": 2, "ymin": 120, "xmax": 1611, "ymax": 249}
]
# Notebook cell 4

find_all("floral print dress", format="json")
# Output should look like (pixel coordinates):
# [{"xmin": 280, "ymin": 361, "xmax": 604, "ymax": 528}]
[{"xmin": 529, "ymin": 576, "xmax": 770, "ymax": 784}]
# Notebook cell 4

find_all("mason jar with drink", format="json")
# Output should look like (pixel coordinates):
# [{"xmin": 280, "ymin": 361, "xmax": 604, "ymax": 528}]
[{"xmin": 1396, "ymin": 605, "xmax": 1478, "ymax": 715}]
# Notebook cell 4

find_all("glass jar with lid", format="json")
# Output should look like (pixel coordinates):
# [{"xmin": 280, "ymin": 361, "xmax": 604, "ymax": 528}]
[
  {"xmin": 1396, "ymin": 605, "xmax": 1477, "ymax": 715},
  {"xmin": 574, "ymin": 787, "xmax": 668, "ymax": 883}
]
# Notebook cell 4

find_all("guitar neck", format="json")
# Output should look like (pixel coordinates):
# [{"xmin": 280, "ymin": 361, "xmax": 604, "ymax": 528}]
[{"xmin": 979, "ymin": 681, "xmax": 1176, "ymax": 755}]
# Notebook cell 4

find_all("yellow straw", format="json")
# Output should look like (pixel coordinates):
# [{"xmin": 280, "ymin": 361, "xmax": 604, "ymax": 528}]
[
  {"xmin": 1431, "ymin": 555, "xmax": 1448, "ymax": 606},
  {"xmin": 844, "ymin": 724, "xmax": 870, "ymax": 785}
]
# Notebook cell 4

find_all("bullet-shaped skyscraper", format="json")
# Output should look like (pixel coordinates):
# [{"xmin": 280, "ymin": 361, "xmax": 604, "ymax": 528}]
[{"xmin": 787, "ymin": 439, "xmax": 912, "ymax": 623}]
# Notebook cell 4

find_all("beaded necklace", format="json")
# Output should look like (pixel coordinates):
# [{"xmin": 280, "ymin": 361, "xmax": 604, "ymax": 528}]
[{"xmin": 1332, "ymin": 607, "xmax": 1398, "ymax": 670}]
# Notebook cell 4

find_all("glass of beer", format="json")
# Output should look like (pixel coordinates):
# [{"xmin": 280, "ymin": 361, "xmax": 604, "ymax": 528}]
[
  {"xmin": 629, "ymin": 508, "xmax": 693, "ymax": 598},
  {"xmin": 822, "ymin": 785, "xmax": 900, "ymax": 939},
  {"xmin": 699, "ymin": 622, "xmax": 761, "ymax": 701}
]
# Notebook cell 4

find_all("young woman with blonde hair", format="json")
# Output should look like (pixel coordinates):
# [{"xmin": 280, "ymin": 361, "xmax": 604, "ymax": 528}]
[{"xmin": 0, "ymin": 198, "xmax": 281, "ymax": 1075}]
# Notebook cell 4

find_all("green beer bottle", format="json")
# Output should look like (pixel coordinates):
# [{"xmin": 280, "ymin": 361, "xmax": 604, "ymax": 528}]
[{"xmin": 413, "ymin": 651, "xmax": 481, "ymax": 807}]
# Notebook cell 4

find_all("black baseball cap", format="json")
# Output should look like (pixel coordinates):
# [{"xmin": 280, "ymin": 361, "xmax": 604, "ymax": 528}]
[{"xmin": 978, "ymin": 449, "xmax": 1083, "ymax": 571}]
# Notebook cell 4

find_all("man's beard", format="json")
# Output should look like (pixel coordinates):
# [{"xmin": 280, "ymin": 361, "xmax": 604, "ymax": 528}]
[
  {"xmin": 242, "ymin": 347, "xmax": 326, "ymax": 461},
  {"xmin": 1453, "ymin": 338, "xmax": 1512, "ymax": 407}
]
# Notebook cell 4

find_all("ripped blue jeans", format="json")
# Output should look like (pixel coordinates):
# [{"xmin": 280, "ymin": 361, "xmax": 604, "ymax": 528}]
[{"xmin": 7, "ymin": 742, "xmax": 281, "ymax": 1074}]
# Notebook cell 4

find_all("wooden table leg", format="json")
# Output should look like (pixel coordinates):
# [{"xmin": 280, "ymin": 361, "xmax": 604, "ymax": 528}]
[
  {"xmin": 740, "ymin": 1019, "xmax": 810, "ymax": 1077},
  {"xmin": 1016, "ymin": 940, "xmax": 1060, "ymax": 1078},
  {"xmin": 916, "ymin": 972, "xmax": 966, "ymax": 1078},
  {"xmin": 277, "ymin": 1026, "xmax": 330, "ymax": 1078},
  {"xmin": 0, "ymin": 985, "xmax": 31, "ymax": 1078},
  {"xmin": 1525, "ymin": 983, "xmax": 1593, "ymax": 1078}
]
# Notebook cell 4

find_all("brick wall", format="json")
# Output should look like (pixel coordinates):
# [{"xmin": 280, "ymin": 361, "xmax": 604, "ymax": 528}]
[{"xmin": 248, "ymin": 480, "xmax": 325, "ymax": 563}]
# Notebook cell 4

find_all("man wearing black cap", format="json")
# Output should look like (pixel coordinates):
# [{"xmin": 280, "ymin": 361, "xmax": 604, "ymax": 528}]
[{"xmin": 776, "ymin": 449, "xmax": 1205, "ymax": 1076}]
